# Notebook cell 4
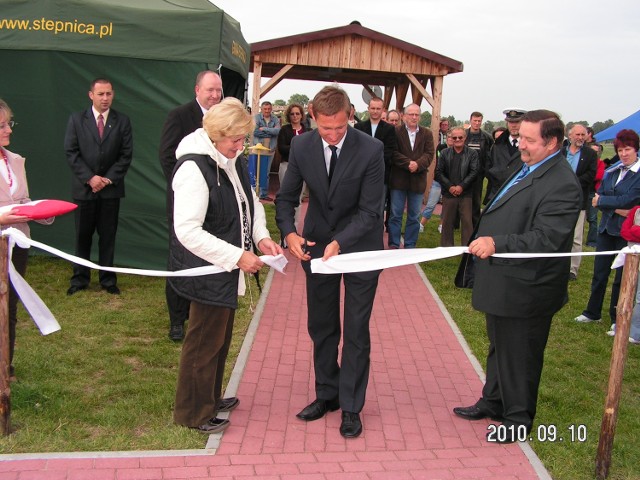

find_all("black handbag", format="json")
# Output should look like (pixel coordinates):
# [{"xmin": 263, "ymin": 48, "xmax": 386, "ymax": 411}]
[{"xmin": 454, "ymin": 252, "xmax": 475, "ymax": 288}]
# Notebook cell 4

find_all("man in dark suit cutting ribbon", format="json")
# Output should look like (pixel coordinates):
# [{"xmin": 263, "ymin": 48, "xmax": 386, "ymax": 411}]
[{"xmin": 276, "ymin": 86, "xmax": 384, "ymax": 438}]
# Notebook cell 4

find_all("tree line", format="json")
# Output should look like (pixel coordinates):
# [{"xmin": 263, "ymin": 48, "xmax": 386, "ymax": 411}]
[{"xmin": 272, "ymin": 94, "xmax": 615, "ymax": 135}]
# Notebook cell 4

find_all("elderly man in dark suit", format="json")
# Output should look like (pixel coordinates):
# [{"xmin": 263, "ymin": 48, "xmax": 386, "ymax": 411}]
[
  {"xmin": 276, "ymin": 86, "xmax": 384, "ymax": 439},
  {"xmin": 388, "ymin": 103, "xmax": 434, "ymax": 248},
  {"xmin": 453, "ymin": 110, "xmax": 581, "ymax": 444},
  {"xmin": 65, "ymin": 78, "xmax": 133, "ymax": 296},
  {"xmin": 158, "ymin": 70, "xmax": 223, "ymax": 341}
]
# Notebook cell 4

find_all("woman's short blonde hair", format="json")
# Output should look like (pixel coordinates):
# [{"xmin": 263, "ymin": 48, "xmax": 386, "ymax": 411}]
[
  {"xmin": 0, "ymin": 99, "xmax": 13, "ymax": 122},
  {"xmin": 203, "ymin": 97, "xmax": 254, "ymax": 142}
]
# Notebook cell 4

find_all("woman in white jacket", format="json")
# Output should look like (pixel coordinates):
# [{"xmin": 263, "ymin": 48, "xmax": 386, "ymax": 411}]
[{"xmin": 169, "ymin": 97, "xmax": 281, "ymax": 434}]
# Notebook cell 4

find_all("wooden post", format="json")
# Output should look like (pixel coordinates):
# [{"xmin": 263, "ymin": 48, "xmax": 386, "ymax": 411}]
[
  {"xmin": 595, "ymin": 252, "xmax": 639, "ymax": 479},
  {"xmin": 0, "ymin": 235, "xmax": 11, "ymax": 435}
]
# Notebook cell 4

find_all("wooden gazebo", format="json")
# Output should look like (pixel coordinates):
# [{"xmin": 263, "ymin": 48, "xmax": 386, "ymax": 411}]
[{"xmin": 249, "ymin": 21, "xmax": 463, "ymax": 137}]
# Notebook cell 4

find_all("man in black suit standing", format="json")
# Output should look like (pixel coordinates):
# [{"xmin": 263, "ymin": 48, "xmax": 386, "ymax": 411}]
[
  {"xmin": 453, "ymin": 110, "xmax": 581, "ymax": 443},
  {"xmin": 276, "ymin": 86, "xmax": 384, "ymax": 439},
  {"xmin": 355, "ymin": 96, "xmax": 397, "ymax": 229},
  {"xmin": 65, "ymin": 78, "xmax": 133, "ymax": 296},
  {"xmin": 562, "ymin": 123, "xmax": 597, "ymax": 280},
  {"xmin": 158, "ymin": 70, "xmax": 223, "ymax": 341}
]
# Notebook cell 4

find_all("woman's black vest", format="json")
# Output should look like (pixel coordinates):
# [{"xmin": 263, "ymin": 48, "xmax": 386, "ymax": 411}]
[{"xmin": 168, "ymin": 154, "xmax": 255, "ymax": 309}]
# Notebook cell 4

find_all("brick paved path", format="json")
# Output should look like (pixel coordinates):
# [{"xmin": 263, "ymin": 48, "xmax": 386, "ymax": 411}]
[{"xmin": 0, "ymin": 200, "xmax": 550, "ymax": 479}]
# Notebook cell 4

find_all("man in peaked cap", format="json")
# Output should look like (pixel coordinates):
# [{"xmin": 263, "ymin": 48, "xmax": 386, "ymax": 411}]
[{"xmin": 484, "ymin": 109, "xmax": 527, "ymax": 204}]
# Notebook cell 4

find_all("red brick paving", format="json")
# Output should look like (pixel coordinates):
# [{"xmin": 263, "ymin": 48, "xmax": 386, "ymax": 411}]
[{"xmin": 0, "ymin": 202, "xmax": 549, "ymax": 479}]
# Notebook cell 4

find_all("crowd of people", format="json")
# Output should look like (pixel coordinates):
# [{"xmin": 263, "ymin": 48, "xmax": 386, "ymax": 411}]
[{"xmin": 4, "ymin": 71, "xmax": 639, "ymax": 444}]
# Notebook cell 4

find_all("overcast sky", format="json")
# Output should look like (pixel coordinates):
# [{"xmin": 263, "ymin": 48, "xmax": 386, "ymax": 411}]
[{"xmin": 211, "ymin": 0, "xmax": 638, "ymax": 124}]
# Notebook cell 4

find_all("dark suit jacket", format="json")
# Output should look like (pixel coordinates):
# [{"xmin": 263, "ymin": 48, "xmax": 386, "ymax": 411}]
[
  {"xmin": 472, "ymin": 152, "xmax": 581, "ymax": 318},
  {"xmin": 597, "ymin": 164, "xmax": 640, "ymax": 236},
  {"xmin": 561, "ymin": 144, "xmax": 597, "ymax": 210},
  {"xmin": 64, "ymin": 107, "xmax": 133, "ymax": 201},
  {"xmin": 389, "ymin": 125, "xmax": 434, "ymax": 193},
  {"xmin": 275, "ymin": 127, "xmax": 384, "ymax": 254},
  {"xmin": 354, "ymin": 120, "xmax": 397, "ymax": 183},
  {"xmin": 158, "ymin": 99, "xmax": 203, "ymax": 181},
  {"xmin": 485, "ymin": 133, "xmax": 522, "ymax": 204}
]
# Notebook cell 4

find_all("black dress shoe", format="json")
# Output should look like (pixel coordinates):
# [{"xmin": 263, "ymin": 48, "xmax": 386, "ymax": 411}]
[
  {"xmin": 168, "ymin": 324, "xmax": 184, "ymax": 341},
  {"xmin": 296, "ymin": 398, "xmax": 340, "ymax": 421},
  {"xmin": 218, "ymin": 397, "xmax": 240, "ymax": 412},
  {"xmin": 193, "ymin": 417, "xmax": 229, "ymax": 434},
  {"xmin": 340, "ymin": 411, "xmax": 362, "ymax": 438},
  {"xmin": 103, "ymin": 285, "xmax": 121, "ymax": 295},
  {"xmin": 453, "ymin": 404, "xmax": 502, "ymax": 421},
  {"xmin": 66, "ymin": 285, "xmax": 87, "ymax": 296}
]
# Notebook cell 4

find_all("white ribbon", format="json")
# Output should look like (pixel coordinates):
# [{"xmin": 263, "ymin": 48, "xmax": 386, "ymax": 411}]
[
  {"xmin": 311, "ymin": 247, "xmax": 626, "ymax": 274},
  {"xmin": 1, "ymin": 228, "xmax": 288, "ymax": 335}
]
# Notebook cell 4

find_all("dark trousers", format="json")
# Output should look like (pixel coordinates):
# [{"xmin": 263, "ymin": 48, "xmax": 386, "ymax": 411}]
[
  {"xmin": 165, "ymin": 186, "xmax": 190, "ymax": 327},
  {"xmin": 166, "ymin": 282, "xmax": 190, "ymax": 327},
  {"xmin": 583, "ymin": 232, "xmax": 626, "ymax": 323},
  {"xmin": 471, "ymin": 175, "xmax": 484, "ymax": 227},
  {"xmin": 70, "ymin": 197, "xmax": 120, "ymax": 288},
  {"xmin": 477, "ymin": 313, "xmax": 553, "ymax": 429},
  {"xmin": 8, "ymin": 246, "xmax": 29, "ymax": 375},
  {"xmin": 440, "ymin": 195, "xmax": 473, "ymax": 247},
  {"xmin": 302, "ymin": 255, "xmax": 380, "ymax": 413},
  {"xmin": 174, "ymin": 303, "xmax": 235, "ymax": 427}
]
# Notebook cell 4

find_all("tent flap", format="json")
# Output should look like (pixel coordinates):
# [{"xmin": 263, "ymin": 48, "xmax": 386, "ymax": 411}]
[{"xmin": 0, "ymin": 0, "xmax": 249, "ymax": 76}]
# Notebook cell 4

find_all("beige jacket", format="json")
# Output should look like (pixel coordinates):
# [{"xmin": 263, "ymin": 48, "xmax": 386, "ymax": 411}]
[{"xmin": 0, "ymin": 147, "xmax": 53, "ymax": 237}]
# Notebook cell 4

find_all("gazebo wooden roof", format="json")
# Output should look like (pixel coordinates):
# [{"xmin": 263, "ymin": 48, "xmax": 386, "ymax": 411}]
[{"xmin": 249, "ymin": 21, "xmax": 463, "ymax": 135}]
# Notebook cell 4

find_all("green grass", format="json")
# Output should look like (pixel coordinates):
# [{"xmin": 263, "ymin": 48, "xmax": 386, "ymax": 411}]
[
  {"xmin": 417, "ymin": 216, "xmax": 640, "ymax": 480},
  {"xmin": 2, "ymin": 204, "xmax": 640, "ymax": 480}
]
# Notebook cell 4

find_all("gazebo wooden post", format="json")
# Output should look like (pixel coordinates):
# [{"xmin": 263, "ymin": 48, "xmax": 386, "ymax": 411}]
[
  {"xmin": 0, "ymin": 235, "xmax": 11, "ymax": 435},
  {"xmin": 595, "ymin": 252, "xmax": 639, "ymax": 479},
  {"xmin": 251, "ymin": 56, "xmax": 262, "ymax": 117},
  {"xmin": 426, "ymin": 76, "xmax": 443, "ymax": 200}
]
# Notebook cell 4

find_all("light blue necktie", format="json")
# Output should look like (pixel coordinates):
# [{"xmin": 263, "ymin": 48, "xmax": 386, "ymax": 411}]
[{"xmin": 491, "ymin": 164, "xmax": 530, "ymax": 205}]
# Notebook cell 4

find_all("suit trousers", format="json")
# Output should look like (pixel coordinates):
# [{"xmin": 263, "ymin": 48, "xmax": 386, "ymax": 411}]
[
  {"xmin": 583, "ymin": 231, "xmax": 626, "ymax": 323},
  {"xmin": 477, "ymin": 313, "xmax": 553, "ymax": 429},
  {"xmin": 71, "ymin": 197, "xmax": 120, "ymax": 288},
  {"xmin": 164, "ymin": 190, "xmax": 190, "ymax": 327},
  {"xmin": 440, "ymin": 195, "xmax": 473, "ymax": 247},
  {"xmin": 302, "ymin": 259, "xmax": 380, "ymax": 413},
  {"xmin": 570, "ymin": 210, "xmax": 586, "ymax": 277},
  {"xmin": 174, "ymin": 302, "xmax": 235, "ymax": 427},
  {"xmin": 8, "ymin": 245, "xmax": 29, "ymax": 376}
]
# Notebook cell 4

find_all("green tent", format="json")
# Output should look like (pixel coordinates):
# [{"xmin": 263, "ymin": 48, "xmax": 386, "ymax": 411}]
[{"xmin": 0, "ymin": 0, "xmax": 250, "ymax": 269}]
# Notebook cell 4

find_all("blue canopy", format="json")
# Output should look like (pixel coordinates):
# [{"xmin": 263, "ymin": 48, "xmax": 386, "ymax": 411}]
[{"xmin": 596, "ymin": 109, "xmax": 640, "ymax": 142}]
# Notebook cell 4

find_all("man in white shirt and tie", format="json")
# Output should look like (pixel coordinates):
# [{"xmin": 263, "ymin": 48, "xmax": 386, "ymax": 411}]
[{"xmin": 484, "ymin": 109, "xmax": 527, "ymax": 205}]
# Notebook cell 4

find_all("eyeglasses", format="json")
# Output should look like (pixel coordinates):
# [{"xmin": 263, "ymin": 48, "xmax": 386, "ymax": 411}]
[
  {"xmin": 450, "ymin": 136, "xmax": 464, "ymax": 140},
  {"xmin": 0, "ymin": 121, "xmax": 16, "ymax": 130}
]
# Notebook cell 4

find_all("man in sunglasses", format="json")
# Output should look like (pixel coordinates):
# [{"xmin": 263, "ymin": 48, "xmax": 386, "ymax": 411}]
[{"xmin": 435, "ymin": 127, "xmax": 479, "ymax": 247}]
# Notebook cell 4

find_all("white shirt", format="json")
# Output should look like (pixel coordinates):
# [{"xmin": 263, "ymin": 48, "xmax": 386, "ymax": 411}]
[
  {"xmin": 322, "ymin": 133, "xmax": 347, "ymax": 175},
  {"xmin": 92, "ymin": 106, "xmax": 109, "ymax": 124}
]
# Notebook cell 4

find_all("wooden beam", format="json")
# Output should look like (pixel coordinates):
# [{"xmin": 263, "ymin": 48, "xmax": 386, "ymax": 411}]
[
  {"xmin": 383, "ymin": 86, "xmax": 393, "ymax": 111},
  {"xmin": 395, "ymin": 82, "xmax": 409, "ymax": 112},
  {"xmin": 595, "ymin": 253, "xmax": 639, "ymax": 479},
  {"xmin": 425, "ymin": 76, "xmax": 444, "ymax": 200},
  {"xmin": 251, "ymin": 57, "xmax": 262, "ymax": 117},
  {"xmin": 0, "ymin": 236, "xmax": 11, "ymax": 435},
  {"xmin": 259, "ymin": 64, "xmax": 295, "ymax": 98},
  {"xmin": 406, "ymin": 73, "xmax": 434, "ymax": 107}
]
